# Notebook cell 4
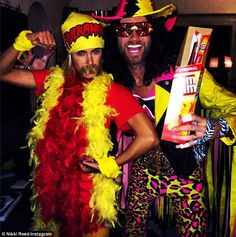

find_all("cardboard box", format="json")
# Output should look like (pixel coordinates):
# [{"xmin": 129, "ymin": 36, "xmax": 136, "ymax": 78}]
[
  {"xmin": 176, "ymin": 26, "xmax": 212, "ymax": 66},
  {"xmin": 161, "ymin": 26, "xmax": 212, "ymax": 143}
]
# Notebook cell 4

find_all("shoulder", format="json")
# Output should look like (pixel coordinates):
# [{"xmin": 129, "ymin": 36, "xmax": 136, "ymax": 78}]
[
  {"xmin": 154, "ymin": 66, "xmax": 174, "ymax": 92},
  {"xmin": 107, "ymin": 82, "xmax": 144, "ymax": 131},
  {"xmin": 110, "ymin": 81, "xmax": 129, "ymax": 90},
  {"xmin": 107, "ymin": 81, "xmax": 140, "ymax": 107},
  {"xmin": 200, "ymin": 69, "xmax": 221, "ymax": 95},
  {"xmin": 155, "ymin": 66, "xmax": 174, "ymax": 83},
  {"xmin": 32, "ymin": 68, "xmax": 50, "ymax": 78},
  {"xmin": 109, "ymin": 82, "xmax": 133, "ymax": 96}
]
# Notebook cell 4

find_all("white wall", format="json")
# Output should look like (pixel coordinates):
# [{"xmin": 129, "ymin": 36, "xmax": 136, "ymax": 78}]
[
  {"xmin": 0, "ymin": 0, "xmax": 65, "ymax": 41},
  {"xmin": 68, "ymin": 0, "xmax": 236, "ymax": 14},
  {"xmin": 0, "ymin": 0, "xmax": 67, "ymax": 63},
  {"xmin": 2, "ymin": 0, "xmax": 235, "ymax": 30},
  {"xmin": 155, "ymin": 0, "xmax": 236, "ymax": 14},
  {"xmin": 69, "ymin": 0, "xmax": 119, "ymax": 11},
  {"xmin": 1, "ymin": 0, "xmax": 235, "ymax": 56}
]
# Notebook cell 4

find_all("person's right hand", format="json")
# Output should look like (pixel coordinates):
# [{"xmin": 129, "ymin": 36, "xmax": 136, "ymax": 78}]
[
  {"xmin": 17, "ymin": 49, "xmax": 53, "ymax": 70},
  {"xmin": 78, "ymin": 155, "xmax": 99, "ymax": 174},
  {"xmin": 26, "ymin": 31, "xmax": 56, "ymax": 50}
]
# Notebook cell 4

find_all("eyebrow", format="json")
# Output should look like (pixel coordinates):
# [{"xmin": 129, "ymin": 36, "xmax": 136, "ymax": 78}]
[
  {"xmin": 91, "ymin": 48, "xmax": 102, "ymax": 52},
  {"xmin": 119, "ymin": 21, "xmax": 149, "ymax": 24}
]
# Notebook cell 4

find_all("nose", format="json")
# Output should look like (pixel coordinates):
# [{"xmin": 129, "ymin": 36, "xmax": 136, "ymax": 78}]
[
  {"xmin": 86, "ymin": 53, "xmax": 93, "ymax": 65},
  {"xmin": 129, "ymin": 30, "xmax": 140, "ymax": 39}
]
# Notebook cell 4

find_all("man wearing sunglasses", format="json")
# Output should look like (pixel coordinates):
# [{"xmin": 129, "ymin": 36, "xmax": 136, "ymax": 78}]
[
  {"xmin": 94, "ymin": 0, "xmax": 236, "ymax": 236},
  {"xmin": 116, "ymin": 20, "xmax": 153, "ymax": 68}
]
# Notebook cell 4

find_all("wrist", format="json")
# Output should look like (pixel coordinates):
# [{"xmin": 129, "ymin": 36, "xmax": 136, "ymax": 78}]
[
  {"xmin": 13, "ymin": 30, "xmax": 35, "ymax": 58},
  {"xmin": 98, "ymin": 156, "xmax": 121, "ymax": 179},
  {"xmin": 194, "ymin": 118, "xmax": 215, "ymax": 145},
  {"xmin": 194, "ymin": 118, "xmax": 230, "ymax": 145},
  {"xmin": 217, "ymin": 118, "xmax": 230, "ymax": 138}
]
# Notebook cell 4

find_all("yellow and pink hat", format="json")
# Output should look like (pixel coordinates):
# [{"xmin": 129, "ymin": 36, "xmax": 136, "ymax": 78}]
[
  {"xmin": 61, "ymin": 12, "xmax": 104, "ymax": 54},
  {"xmin": 92, "ymin": 0, "xmax": 177, "ymax": 31}
]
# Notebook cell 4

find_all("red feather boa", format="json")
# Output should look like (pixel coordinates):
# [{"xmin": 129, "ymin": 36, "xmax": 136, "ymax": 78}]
[{"xmin": 34, "ymin": 73, "xmax": 102, "ymax": 236}]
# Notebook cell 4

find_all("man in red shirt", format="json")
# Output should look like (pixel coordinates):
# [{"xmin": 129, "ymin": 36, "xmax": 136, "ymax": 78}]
[{"xmin": 0, "ymin": 12, "xmax": 158, "ymax": 237}]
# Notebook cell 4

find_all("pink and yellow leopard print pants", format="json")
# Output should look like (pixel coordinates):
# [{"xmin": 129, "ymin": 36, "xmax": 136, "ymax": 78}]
[{"xmin": 125, "ymin": 157, "xmax": 208, "ymax": 237}]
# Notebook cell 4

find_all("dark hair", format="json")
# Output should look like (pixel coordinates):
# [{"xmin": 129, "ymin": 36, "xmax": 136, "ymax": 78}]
[{"xmin": 102, "ymin": 16, "xmax": 177, "ymax": 89}]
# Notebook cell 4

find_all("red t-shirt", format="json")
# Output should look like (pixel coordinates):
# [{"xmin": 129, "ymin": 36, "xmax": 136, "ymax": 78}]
[{"xmin": 32, "ymin": 70, "xmax": 144, "ymax": 132}]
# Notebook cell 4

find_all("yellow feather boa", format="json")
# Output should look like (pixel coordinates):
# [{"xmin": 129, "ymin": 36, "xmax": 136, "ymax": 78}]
[
  {"xmin": 27, "ymin": 66, "xmax": 64, "ymax": 233},
  {"xmin": 27, "ymin": 66, "xmax": 120, "ymax": 233},
  {"xmin": 28, "ymin": 66, "xmax": 64, "ymax": 166},
  {"xmin": 80, "ymin": 72, "xmax": 120, "ymax": 226}
]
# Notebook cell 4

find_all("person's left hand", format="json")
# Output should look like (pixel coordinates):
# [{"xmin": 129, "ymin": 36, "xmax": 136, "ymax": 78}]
[{"xmin": 172, "ymin": 114, "xmax": 207, "ymax": 148}]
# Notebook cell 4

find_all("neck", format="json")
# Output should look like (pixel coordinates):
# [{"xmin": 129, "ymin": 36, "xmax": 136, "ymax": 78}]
[{"xmin": 128, "ymin": 64, "xmax": 145, "ymax": 87}]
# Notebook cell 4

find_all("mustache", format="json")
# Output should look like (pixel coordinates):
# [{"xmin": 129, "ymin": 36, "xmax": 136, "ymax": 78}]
[
  {"xmin": 79, "ymin": 64, "xmax": 102, "ymax": 77},
  {"xmin": 126, "ymin": 40, "xmax": 145, "ymax": 46}
]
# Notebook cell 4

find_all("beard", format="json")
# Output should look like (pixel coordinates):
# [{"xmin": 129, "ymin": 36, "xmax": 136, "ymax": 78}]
[{"xmin": 79, "ymin": 64, "xmax": 102, "ymax": 79}]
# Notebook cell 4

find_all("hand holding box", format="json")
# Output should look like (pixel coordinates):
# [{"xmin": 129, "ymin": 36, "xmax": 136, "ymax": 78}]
[{"xmin": 160, "ymin": 26, "xmax": 212, "ymax": 143}]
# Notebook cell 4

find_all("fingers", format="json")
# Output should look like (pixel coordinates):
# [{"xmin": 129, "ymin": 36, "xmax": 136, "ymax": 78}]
[
  {"xmin": 176, "ymin": 141, "xmax": 196, "ymax": 149},
  {"xmin": 176, "ymin": 137, "xmax": 204, "ymax": 149},
  {"xmin": 173, "ymin": 123, "xmax": 205, "ymax": 133},
  {"xmin": 82, "ymin": 160, "xmax": 99, "ymax": 170},
  {"xmin": 26, "ymin": 31, "xmax": 56, "ymax": 49},
  {"xmin": 173, "ymin": 114, "xmax": 208, "ymax": 149},
  {"xmin": 78, "ymin": 161, "xmax": 94, "ymax": 173},
  {"xmin": 174, "ymin": 114, "xmax": 207, "ymax": 137},
  {"xmin": 78, "ymin": 160, "xmax": 99, "ymax": 173},
  {"xmin": 191, "ymin": 114, "xmax": 207, "ymax": 124},
  {"xmin": 172, "ymin": 133, "xmax": 197, "ymax": 143},
  {"xmin": 78, "ymin": 155, "xmax": 99, "ymax": 173},
  {"xmin": 180, "ymin": 114, "xmax": 207, "ymax": 127}
]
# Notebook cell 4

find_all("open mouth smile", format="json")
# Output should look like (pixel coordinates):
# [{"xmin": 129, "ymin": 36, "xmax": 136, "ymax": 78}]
[{"xmin": 127, "ymin": 44, "xmax": 142, "ymax": 53}]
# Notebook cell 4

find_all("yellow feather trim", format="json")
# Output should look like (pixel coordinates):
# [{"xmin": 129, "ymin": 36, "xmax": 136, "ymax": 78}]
[
  {"xmin": 31, "ymin": 205, "xmax": 60, "ymax": 236},
  {"xmin": 80, "ymin": 72, "xmax": 120, "ymax": 225},
  {"xmin": 89, "ymin": 174, "xmax": 120, "ymax": 226},
  {"xmin": 27, "ymin": 66, "xmax": 64, "ymax": 236},
  {"xmin": 27, "ymin": 66, "xmax": 64, "ymax": 167},
  {"xmin": 81, "ymin": 72, "xmax": 117, "ymax": 160}
]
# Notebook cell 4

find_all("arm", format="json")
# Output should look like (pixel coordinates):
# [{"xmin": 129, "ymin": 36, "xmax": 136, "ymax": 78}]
[
  {"xmin": 115, "ymin": 112, "xmax": 158, "ymax": 166},
  {"xmin": 0, "ymin": 30, "xmax": 55, "ymax": 89},
  {"xmin": 199, "ymin": 69, "xmax": 236, "ymax": 145},
  {"xmin": 81, "ymin": 112, "xmax": 159, "ymax": 173},
  {"xmin": 80, "ymin": 82, "xmax": 159, "ymax": 176},
  {"xmin": 173, "ymin": 114, "xmax": 219, "ymax": 148}
]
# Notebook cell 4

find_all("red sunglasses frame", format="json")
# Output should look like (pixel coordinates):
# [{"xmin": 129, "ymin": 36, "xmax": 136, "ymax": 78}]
[{"xmin": 116, "ymin": 22, "xmax": 153, "ymax": 37}]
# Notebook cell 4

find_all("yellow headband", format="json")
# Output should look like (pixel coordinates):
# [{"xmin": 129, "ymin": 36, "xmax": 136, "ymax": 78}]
[{"xmin": 61, "ymin": 12, "xmax": 104, "ymax": 54}]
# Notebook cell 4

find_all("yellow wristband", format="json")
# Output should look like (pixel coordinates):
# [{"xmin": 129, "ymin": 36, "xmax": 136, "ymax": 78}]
[
  {"xmin": 13, "ymin": 30, "xmax": 35, "ymax": 58},
  {"xmin": 98, "ymin": 156, "xmax": 121, "ymax": 179}
]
